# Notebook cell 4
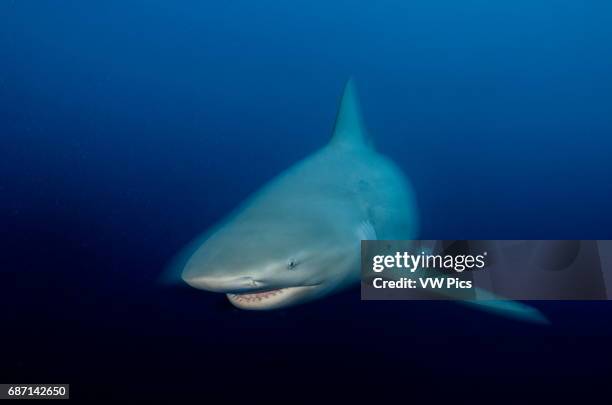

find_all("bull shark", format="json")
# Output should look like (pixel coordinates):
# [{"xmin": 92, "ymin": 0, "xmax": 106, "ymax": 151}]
[
  {"xmin": 179, "ymin": 80, "xmax": 418, "ymax": 310},
  {"xmin": 172, "ymin": 79, "xmax": 547, "ymax": 323}
]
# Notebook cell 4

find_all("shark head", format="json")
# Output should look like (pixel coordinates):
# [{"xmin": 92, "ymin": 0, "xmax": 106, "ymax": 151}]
[
  {"xmin": 172, "ymin": 79, "xmax": 548, "ymax": 323},
  {"xmin": 178, "ymin": 79, "xmax": 380, "ymax": 309},
  {"xmin": 181, "ymin": 206, "xmax": 361, "ymax": 309}
]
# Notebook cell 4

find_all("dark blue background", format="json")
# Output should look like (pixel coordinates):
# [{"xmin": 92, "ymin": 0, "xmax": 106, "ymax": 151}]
[{"xmin": 2, "ymin": 1, "xmax": 612, "ymax": 401}]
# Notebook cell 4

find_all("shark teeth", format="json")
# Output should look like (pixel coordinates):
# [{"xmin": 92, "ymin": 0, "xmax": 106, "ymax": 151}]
[{"xmin": 228, "ymin": 288, "xmax": 286, "ymax": 302}]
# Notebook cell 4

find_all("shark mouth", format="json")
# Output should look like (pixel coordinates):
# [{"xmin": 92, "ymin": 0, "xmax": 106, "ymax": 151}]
[
  {"xmin": 228, "ymin": 288, "xmax": 286, "ymax": 302},
  {"xmin": 226, "ymin": 286, "xmax": 317, "ymax": 310}
]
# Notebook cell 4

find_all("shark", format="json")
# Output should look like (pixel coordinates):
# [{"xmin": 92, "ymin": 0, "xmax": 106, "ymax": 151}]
[
  {"xmin": 179, "ymin": 79, "xmax": 418, "ymax": 310},
  {"xmin": 173, "ymin": 79, "xmax": 547, "ymax": 323}
]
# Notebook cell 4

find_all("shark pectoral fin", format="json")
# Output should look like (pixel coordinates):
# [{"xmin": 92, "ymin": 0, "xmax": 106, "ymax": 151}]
[
  {"xmin": 158, "ymin": 231, "xmax": 212, "ymax": 286},
  {"xmin": 159, "ymin": 250, "xmax": 194, "ymax": 286},
  {"xmin": 398, "ymin": 265, "xmax": 549, "ymax": 324},
  {"xmin": 420, "ymin": 279, "xmax": 549, "ymax": 324},
  {"xmin": 462, "ymin": 288, "xmax": 550, "ymax": 325},
  {"xmin": 329, "ymin": 78, "xmax": 371, "ymax": 149}
]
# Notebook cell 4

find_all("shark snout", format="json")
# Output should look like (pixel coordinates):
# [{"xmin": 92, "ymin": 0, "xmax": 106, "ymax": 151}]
[{"xmin": 182, "ymin": 273, "xmax": 264, "ymax": 293}]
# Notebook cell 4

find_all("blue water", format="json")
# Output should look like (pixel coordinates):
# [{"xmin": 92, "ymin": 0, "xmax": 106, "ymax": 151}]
[{"xmin": 3, "ymin": 1, "xmax": 612, "ymax": 400}]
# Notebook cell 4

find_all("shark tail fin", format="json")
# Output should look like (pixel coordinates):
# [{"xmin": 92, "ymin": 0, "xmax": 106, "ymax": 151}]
[{"xmin": 330, "ymin": 78, "xmax": 371, "ymax": 148}]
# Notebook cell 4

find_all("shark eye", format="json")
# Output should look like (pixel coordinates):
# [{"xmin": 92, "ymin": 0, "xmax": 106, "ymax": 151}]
[{"xmin": 287, "ymin": 259, "xmax": 298, "ymax": 270}]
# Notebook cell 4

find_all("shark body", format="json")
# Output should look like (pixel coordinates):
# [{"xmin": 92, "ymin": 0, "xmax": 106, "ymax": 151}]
[
  {"xmin": 180, "ymin": 80, "xmax": 419, "ymax": 309},
  {"xmin": 173, "ymin": 80, "xmax": 547, "ymax": 323}
]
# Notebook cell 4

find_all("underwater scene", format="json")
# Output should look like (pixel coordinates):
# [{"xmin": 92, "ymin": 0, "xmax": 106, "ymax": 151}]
[{"xmin": 2, "ymin": 1, "xmax": 612, "ymax": 401}]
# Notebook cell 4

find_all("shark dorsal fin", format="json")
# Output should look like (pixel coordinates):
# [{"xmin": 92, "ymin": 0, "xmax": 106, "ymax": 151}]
[{"xmin": 330, "ymin": 79, "xmax": 370, "ymax": 148}]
